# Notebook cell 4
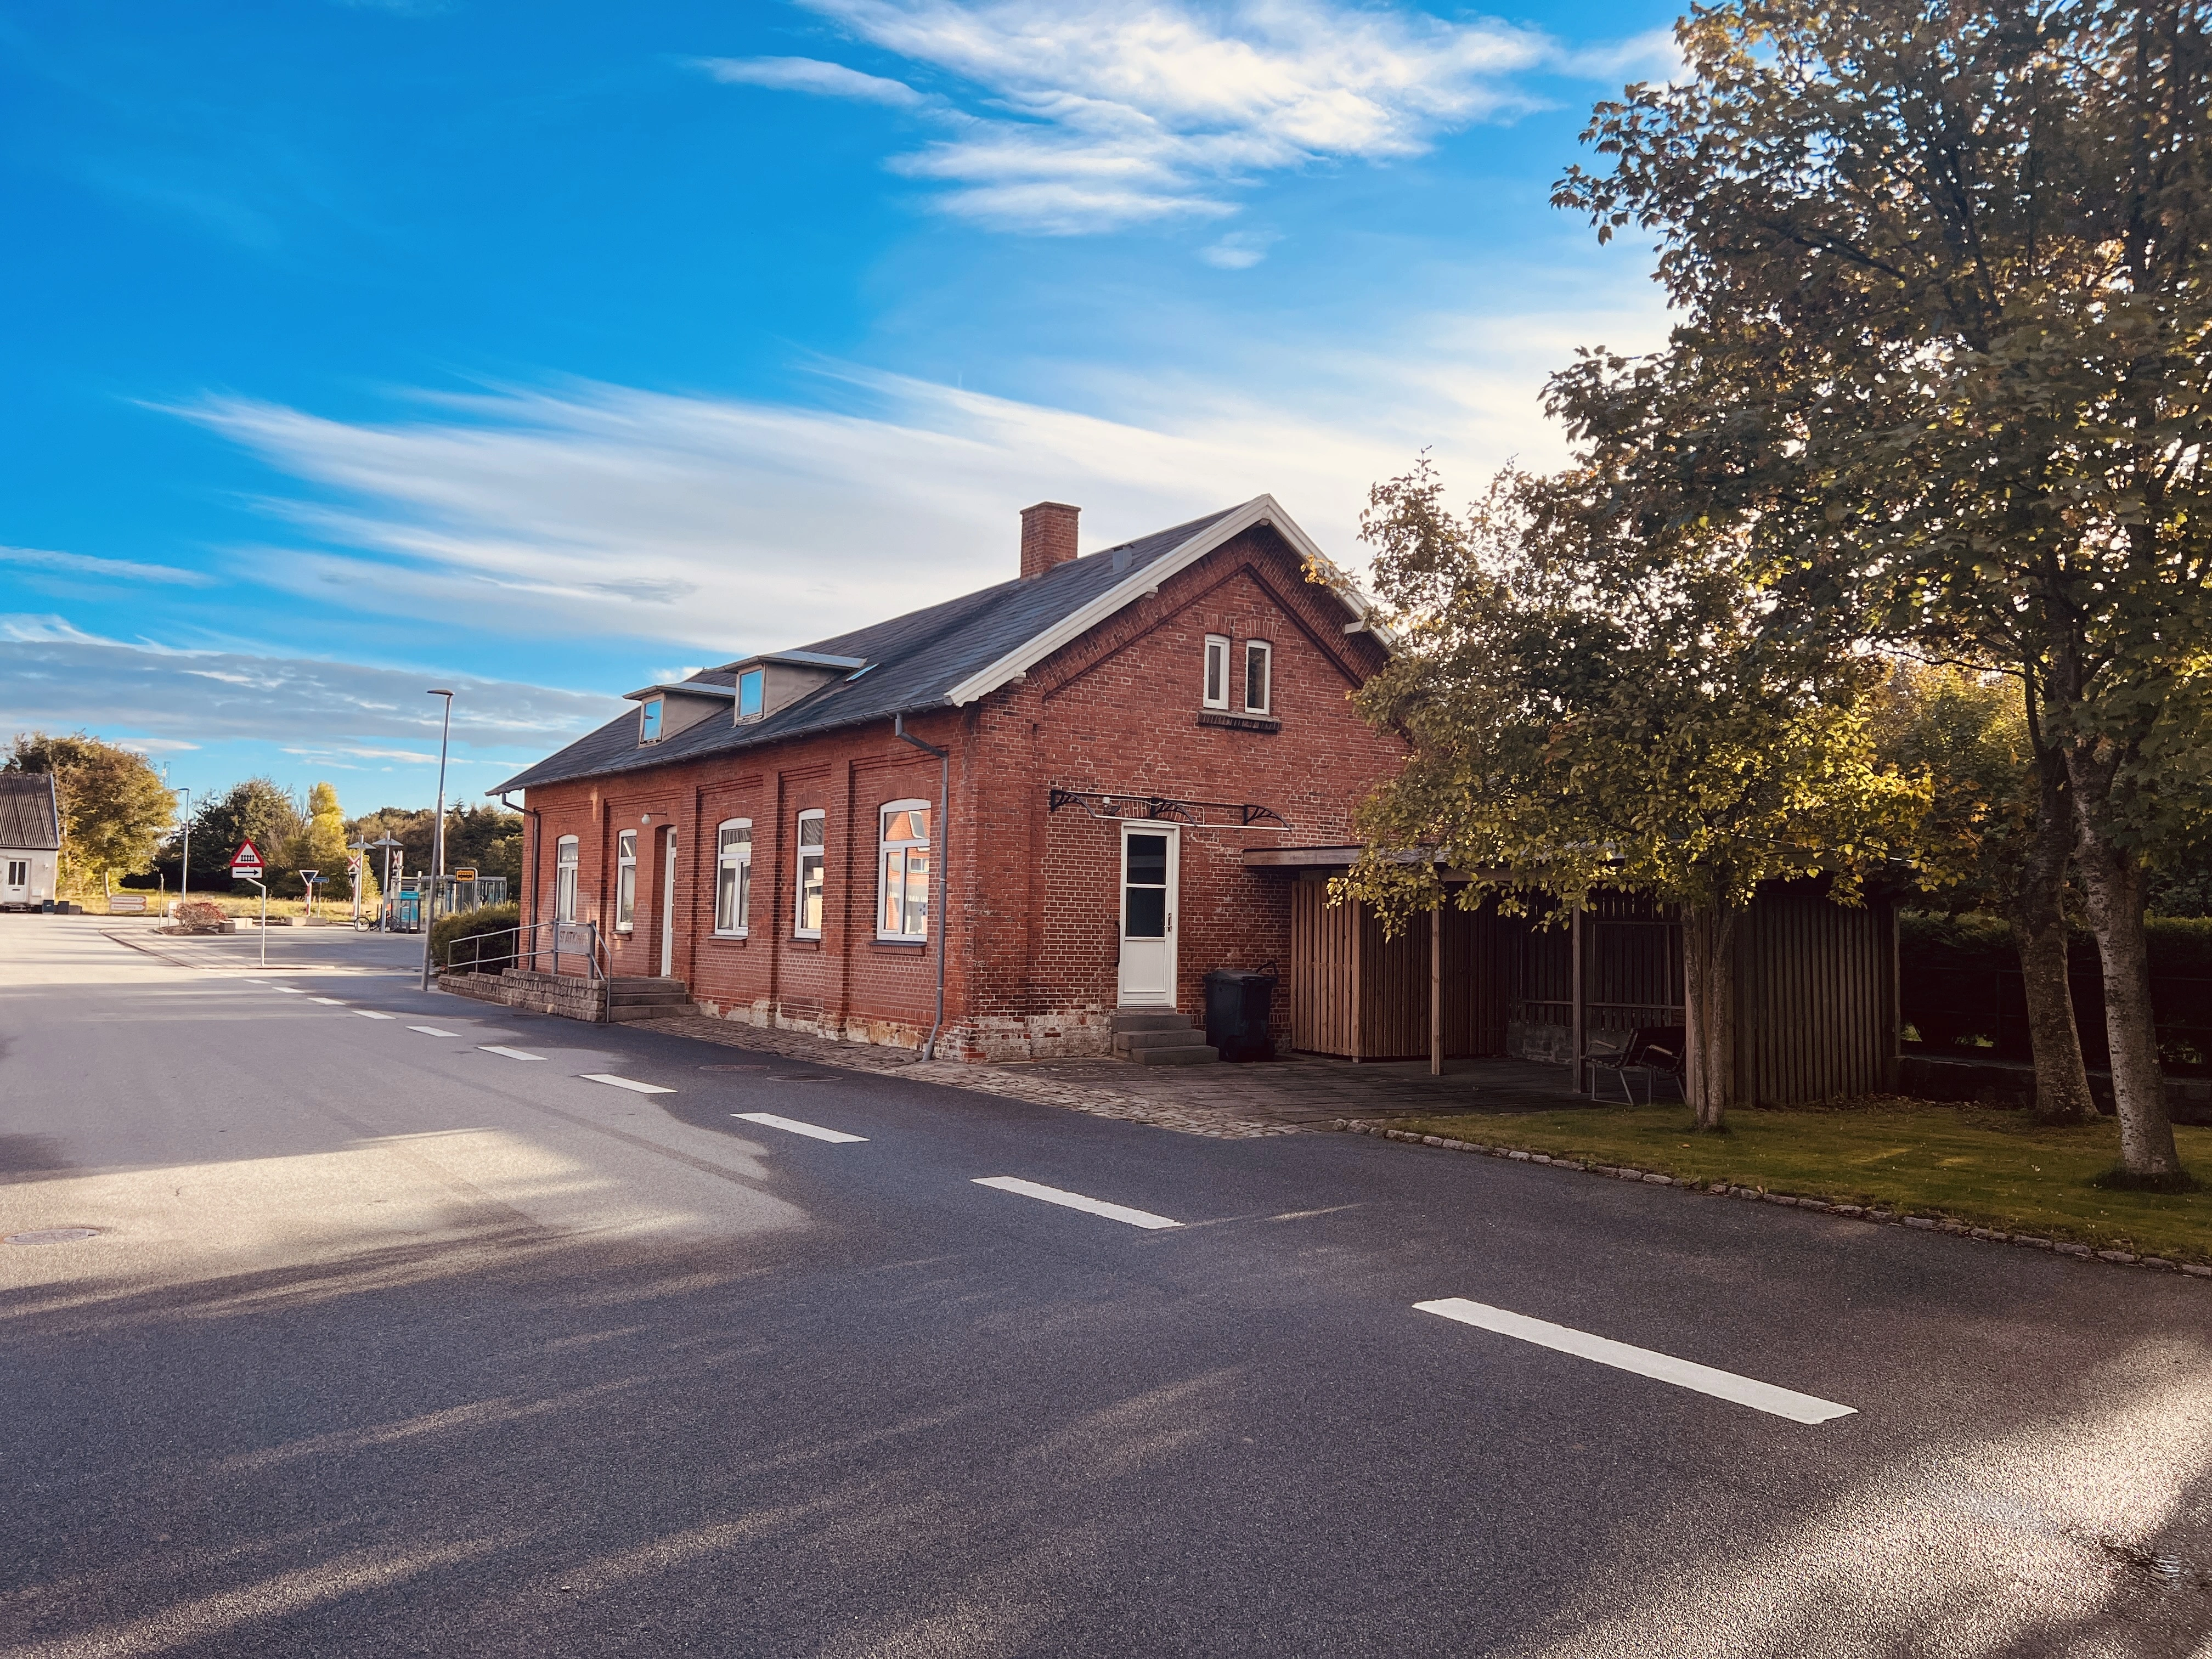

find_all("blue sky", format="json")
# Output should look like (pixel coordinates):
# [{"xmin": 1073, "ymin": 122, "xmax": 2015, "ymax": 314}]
[{"xmin": 1, "ymin": 0, "xmax": 1675, "ymax": 812}]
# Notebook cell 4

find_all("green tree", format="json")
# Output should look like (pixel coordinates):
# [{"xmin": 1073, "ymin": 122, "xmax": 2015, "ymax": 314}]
[
  {"xmin": 3, "ymin": 731, "xmax": 174, "ymax": 897},
  {"xmin": 1338, "ymin": 461, "xmax": 1933, "ymax": 1130},
  {"xmin": 192, "ymin": 778, "xmax": 306, "ymax": 892},
  {"xmin": 288, "ymin": 782, "xmax": 353, "ymax": 904},
  {"xmin": 1551, "ymin": 0, "xmax": 2212, "ymax": 1183},
  {"xmin": 1871, "ymin": 663, "xmax": 2097, "ymax": 1121},
  {"xmin": 346, "ymin": 803, "xmax": 523, "ymax": 891}
]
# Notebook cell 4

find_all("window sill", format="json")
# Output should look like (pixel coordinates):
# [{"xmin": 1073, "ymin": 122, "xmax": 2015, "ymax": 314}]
[
  {"xmin": 789, "ymin": 935, "xmax": 822, "ymax": 950},
  {"xmin": 710, "ymin": 931, "xmax": 749, "ymax": 943},
  {"xmin": 872, "ymin": 935, "xmax": 928, "ymax": 948},
  {"xmin": 1197, "ymin": 710, "xmax": 1281, "ymax": 734}
]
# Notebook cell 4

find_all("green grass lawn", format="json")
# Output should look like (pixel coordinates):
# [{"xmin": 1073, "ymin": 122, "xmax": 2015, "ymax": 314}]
[
  {"xmin": 1388, "ymin": 1098, "xmax": 2212, "ymax": 1265},
  {"xmin": 93, "ymin": 893, "xmax": 365, "ymax": 921}
]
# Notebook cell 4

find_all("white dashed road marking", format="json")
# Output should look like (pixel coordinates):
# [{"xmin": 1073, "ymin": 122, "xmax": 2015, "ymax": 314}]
[
  {"xmin": 479, "ymin": 1046, "xmax": 545, "ymax": 1062},
  {"xmin": 272, "ymin": 988, "xmax": 307, "ymax": 995},
  {"xmin": 1415, "ymin": 1297, "xmax": 1856, "ymax": 1425},
  {"xmin": 409, "ymin": 1026, "xmax": 459, "ymax": 1037},
  {"xmin": 309, "ymin": 997, "xmax": 347, "ymax": 1006},
  {"xmin": 354, "ymin": 1011, "xmax": 397, "ymax": 1020},
  {"xmin": 581, "ymin": 1074, "xmax": 675, "ymax": 1095},
  {"xmin": 972, "ymin": 1176, "xmax": 1181, "ymax": 1231},
  {"xmin": 733, "ymin": 1111, "xmax": 867, "ymax": 1144}
]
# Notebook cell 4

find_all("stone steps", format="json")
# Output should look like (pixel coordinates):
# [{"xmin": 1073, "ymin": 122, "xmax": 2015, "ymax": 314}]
[
  {"xmin": 606, "ymin": 976, "xmax": 694, "ymax": 1024},
  {"xmin": 1110, "ymin": 1007, "xmax": 1217, "ymax": 1065}
]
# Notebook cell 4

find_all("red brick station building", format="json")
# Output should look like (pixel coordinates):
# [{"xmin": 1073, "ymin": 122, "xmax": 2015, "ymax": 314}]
[{"xmin": 490, "ymin": 498, "xmax": 1404, "ymax": 1063}]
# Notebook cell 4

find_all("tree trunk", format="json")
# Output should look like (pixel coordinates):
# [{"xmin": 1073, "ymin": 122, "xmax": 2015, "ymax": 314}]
[
  {"xmin": 2068, "ymin": 757, "xmax": 2185, "ymax": 1182},
  {"xmin": 2004, "ymin": 744, "xmax": 2096, "ymax": 1123},
  {"xmin": 1683, "ymin": 900, "xmax": 1739, "ymax": 1130}
]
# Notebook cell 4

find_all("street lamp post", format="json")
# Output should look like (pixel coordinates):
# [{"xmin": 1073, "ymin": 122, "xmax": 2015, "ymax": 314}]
[{"xmin": 420, "ymin": 690, "xmax": 454, "ymax": 991}]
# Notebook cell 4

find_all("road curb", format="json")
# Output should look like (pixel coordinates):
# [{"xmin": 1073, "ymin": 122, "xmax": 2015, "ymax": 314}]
[{"xmin": 1334, "ymin": 1119, "xmax": 2211, "ymax": 1281}]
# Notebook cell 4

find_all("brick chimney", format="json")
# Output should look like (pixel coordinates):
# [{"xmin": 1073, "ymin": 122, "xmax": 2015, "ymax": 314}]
[{"xmin": 1020, "ymin": 501, "xmax": 1080, "ymax": 580}]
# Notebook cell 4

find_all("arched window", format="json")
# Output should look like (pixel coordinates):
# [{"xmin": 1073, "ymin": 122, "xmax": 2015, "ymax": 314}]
[
  {"xmin": 715, "ymin": 820, "xmax": 752, "ymax": 935},
  {"xmin": 615, "ymin": 830, "xmax": 637, "ymax": 932},
  {"xmin": 794, "ymin": 810, "xmax": 826, "ymax": 938},
  {"xmin": 877, "ymin": 800, "xmax": 930, "ymax": 940},
  {"xmin": 555, "ymin": 836, "xmax": 579, "ymax": 924}
]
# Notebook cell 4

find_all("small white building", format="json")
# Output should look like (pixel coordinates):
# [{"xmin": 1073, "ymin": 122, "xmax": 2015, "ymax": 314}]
[{"xmin": 0, "ymin": 774, "xmax": 62, "ymax": 911}]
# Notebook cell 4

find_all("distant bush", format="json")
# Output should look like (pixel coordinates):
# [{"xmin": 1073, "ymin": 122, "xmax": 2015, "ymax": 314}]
[
  {"xmin": 173, "ymin": 900, "xmax": 229, "ymax": 934},
  {"xmin": 433, "ymin": 902, "xmax": 521, "ymax": 972}
]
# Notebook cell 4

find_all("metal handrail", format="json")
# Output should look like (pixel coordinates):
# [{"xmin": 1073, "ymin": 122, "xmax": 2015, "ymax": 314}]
[{"xmin": 443, "ymin": 917, "xmax": 604, "ymax": 985}]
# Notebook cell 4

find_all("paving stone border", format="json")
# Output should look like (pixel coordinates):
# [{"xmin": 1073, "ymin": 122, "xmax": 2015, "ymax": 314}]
[
  {"xmin": 629, "ymin": 1013, "xmax": 1299, "ymax": 1139},
  {"xmin": 1336, "ymin": 1118, "xmax": 2212, "ymax": 1282}
]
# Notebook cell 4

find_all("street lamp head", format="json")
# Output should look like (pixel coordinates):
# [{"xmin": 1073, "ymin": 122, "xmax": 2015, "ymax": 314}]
[{"xmin": 427, "ymin": 688, "xmax": 454, "ymax": 699}]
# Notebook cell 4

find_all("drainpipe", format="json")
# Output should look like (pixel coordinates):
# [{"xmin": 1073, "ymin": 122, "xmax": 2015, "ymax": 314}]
[{"xmin": 894, "ymin": 713, "xmax": 950, "ymax": 1061}]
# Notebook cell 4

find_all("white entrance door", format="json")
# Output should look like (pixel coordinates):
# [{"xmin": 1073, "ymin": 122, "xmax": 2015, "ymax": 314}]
[
  {"xmin": 1116, "ymin": 823, "xmax": 1179, "ymax": 1007},
  {"xmin": 659, "ymin": 828, "xmax": 678, "ymax": 978},
  {"xmin": 3, "ymin": 859, "xmax": 26, "ymax": 903}
]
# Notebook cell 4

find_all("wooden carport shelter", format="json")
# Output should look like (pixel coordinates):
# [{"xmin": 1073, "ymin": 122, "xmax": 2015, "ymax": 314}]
[{"xmin": 1244, "ymin": 847, "xmax": 1902, "ymax": 1105}]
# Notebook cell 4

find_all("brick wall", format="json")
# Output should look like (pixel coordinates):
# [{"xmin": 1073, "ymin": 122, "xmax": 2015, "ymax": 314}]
[{"xmin": 517, "ymin": 524, "xmax": 1400, "ymax": 1058}]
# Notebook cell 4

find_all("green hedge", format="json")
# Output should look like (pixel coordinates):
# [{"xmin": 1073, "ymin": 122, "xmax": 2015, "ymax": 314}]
[{"xmin": 432, "ymin": 901, "xmax": 521, "ymax": 971}]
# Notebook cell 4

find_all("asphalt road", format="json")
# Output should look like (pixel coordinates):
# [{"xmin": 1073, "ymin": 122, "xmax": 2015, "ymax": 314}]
[{"xmin": 4, "ymin": 918, "xmax": 2210, "ymax": 1657}]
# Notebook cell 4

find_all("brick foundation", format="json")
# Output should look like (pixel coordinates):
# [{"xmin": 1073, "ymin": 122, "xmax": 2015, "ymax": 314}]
[{"xmin": 441, "ymin": 967, "xmax": 608, "ymax": 1023}]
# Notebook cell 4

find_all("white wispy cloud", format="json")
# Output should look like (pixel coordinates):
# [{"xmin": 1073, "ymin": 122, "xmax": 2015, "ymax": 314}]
[
  {"xmin": 695, "ymin": 54, "xmax": 931, "ymax": 108},
  {"xmin": 701, "ymin": 0, "xmax": 1677, "ymax": 233},
  {"xmin": 163, "ymin": 283, "xmax": 1668, "ymax": 658},
  {"xmin": 1, "ymin": 545, "xmax": 216, "ymax": 586},
  {"xmin": 1198, "ymin": 228, "xmax": 1277, "ymax": 268},
  {"xmin": 0, "ymin": 634, "xmax": 615, "ymax": 757}
]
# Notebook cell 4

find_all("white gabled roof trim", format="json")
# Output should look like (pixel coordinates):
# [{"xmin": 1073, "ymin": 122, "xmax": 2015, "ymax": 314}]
[{"xmin": 943, "ymin": 494, "xmax": 1384, "ymax": 707}]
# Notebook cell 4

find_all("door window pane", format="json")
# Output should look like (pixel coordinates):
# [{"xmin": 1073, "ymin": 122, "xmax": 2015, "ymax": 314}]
[{"xmin": 1124, "ymin": 832, "xmax": 1169, "ymax": 938}]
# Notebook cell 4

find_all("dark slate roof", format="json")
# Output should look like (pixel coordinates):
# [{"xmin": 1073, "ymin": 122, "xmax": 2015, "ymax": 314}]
[
  {"xmin": 0, "ymin": 774, "xmax": 61, "ymax": 850},
  {"xmin": 490, "ymin": 505, "xmax": 1245, "ymax": 795}
]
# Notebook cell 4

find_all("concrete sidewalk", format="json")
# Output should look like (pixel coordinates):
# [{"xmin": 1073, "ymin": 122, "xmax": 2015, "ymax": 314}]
[{"xmin": 629, "ymin": 1010, "xmax": 1606, "ymax": 1138}]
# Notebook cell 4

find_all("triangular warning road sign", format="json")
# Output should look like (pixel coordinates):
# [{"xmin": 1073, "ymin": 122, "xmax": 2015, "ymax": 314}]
[{"xmin": 230, "ymin": 839, "xmax": 264, "ymax": 871}]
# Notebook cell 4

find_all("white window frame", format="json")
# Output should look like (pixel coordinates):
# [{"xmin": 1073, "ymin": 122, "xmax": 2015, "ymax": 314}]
[
  {"xmin": 615, "ymin": 830, "xmax": 637, "ymax": 932},
  {"xmin": 794, "ymin": 809, "xmax": 826, "ymax": 938},
  {"xmin": 5, "ymin": 860, "xmax": 25, "ymax": 889},
  {"xmin": 639, "ymin": 697, "xmax": 664, "ymax": 743},
  {"xmin": 876, "ymin": 799, "xmax": 932, "ymax": 941},
  {"xmin": 737, "ymin": 668, "xmax": 765, "ymax": 723},
  {"xmin": 555, "ymin": 836, "xmax": 579, "ymax": 924},
  {"xmin": 714, "ymin": 819, "xmax": 753, "ymax": 936},
  {"xmin": 1244, "ymin": 639, "xmax": 1273, "ymax": 715},
  {"xmin": 1203, "ymin": 634, "xmax": 1231, "ymax": 709}
]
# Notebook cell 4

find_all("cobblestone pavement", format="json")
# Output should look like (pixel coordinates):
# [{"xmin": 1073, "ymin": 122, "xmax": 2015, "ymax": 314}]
[{"xmin": 629, "ymin": 1013, "xmax": 1598, "ymax": 1138}]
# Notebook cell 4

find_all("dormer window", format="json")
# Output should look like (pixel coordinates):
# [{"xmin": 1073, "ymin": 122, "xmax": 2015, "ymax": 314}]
[
  {"xmin": 639, "ymin": 698, "xmax": 664, "ymax": 743},
  {"xmin": 738, "ymin": 668, "xmax": 764, "ymax": 722}
]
